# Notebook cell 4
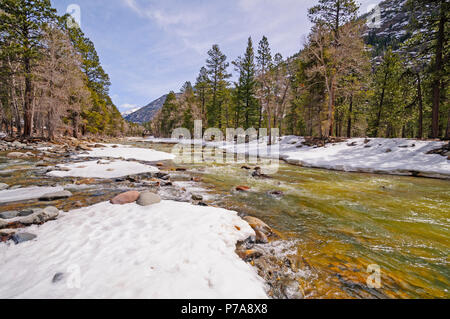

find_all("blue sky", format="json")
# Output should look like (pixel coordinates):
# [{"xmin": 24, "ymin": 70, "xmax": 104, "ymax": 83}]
[{"xmin": 52, "ymin": 0, "xmax": 382, "ymax": 113}]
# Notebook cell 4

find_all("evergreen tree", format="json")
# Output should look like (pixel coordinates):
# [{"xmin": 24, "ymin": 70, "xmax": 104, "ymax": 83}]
[
  {"xmin": 232, "ymin": 37, "xmax": 259, "ymax": 129},
  {"xmin": 160, "ymin": 91, "xmax": 179, "ymax": 137},
  {"xmin": 205, "ymin": 44, "xmax": 231, "ymax": 128},
  {"xmin": 256, "ymin": 36, "xmax": 272, "ymax": 137},
  {"xmin": 194, "ymin": 67, "xmax": 210, "ymax": 124},
  {"xmin": 0, "ymin": 0, "xmax": 57, "ymax": 136}
]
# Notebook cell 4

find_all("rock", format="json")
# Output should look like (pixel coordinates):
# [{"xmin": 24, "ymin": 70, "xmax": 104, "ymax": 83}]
[
  {"xmin": 160, "ymin": 181, "xmax": 173, "ymax": 187},
  {"xmin": 254, "ymin": 229, "xmax": 269, "ymax": 244},
  {"xmin": 39, "ymin": 190, "xmax": 72, "ymax": 201},
  {"xmin": 93, "ymin": 144, "xmax": 106, "ymax": 148},
  {"xmin": 241, "ymin": 165, "xmax": 251, "ymax": 170},
  {"xmin": 6, "ymin": 152, "xmax": 29, "ymax": 159},
  {"xmin": 0, "ymin": 211, "xmax": 19, "ymax": 220},
  {"xmin": 18, "ymin": 209, "xmax": 36, "ymax": 217},
  {"xmin": 385, "ymin": 149, "xmax": 392, "ymax": 153},
  {"xmin": 347, "ymin": 142, "xmax": 358, "ymax": 147},
  {"xmin": 19, "ymin": 207, "xmax": 59, "ymax": 226},
  {"xmin": 197, "ymin": 202, "xmax": 208, "ymax": 207},
  {"xmin": 191, "ymin": 177, "xmax": 202, "ymax": 182},
  {"xmin": 76, "ymin": 144, "xmax": 92, "ymax": 151},
  {"xmin": 110, "ymin": 191, "xmax": 140, "ymax": 205},
  {"xmin": 176, "ymin": 168, "xmax": 187, "ymax": 172},
  {"xmin": 156, "ymin": 163, "xmax": 164, "ymax": 167},
  {"xmin": 268, "ymin": 190, "xmax": 284, "ymax": 198},
  {"xmin": 136, "ymin": 191, "xmax": 161, "ymax": 206},
  {"xmin": 75, "ymin": 178, "xmax": 96, "ymax": 185},
  {"xmin": 0, "ymin": 183, "xmax": 9, "ymax": 190},
  {"xmin": 52, "ymin": 273, "xmax": 65, "ymax": 283},
  {"xmin": 236, "ymin": 185, "xmax": 251, "ymax": 192},
  {"xmin": 111, "ymin": 145, "xmax": 119, "ymax": 148},
  {"xmin": 236, "ymin": 249, "xmax": 262, "ymax": 262},
  {"xmin": 97, "ymin": 160, "xmax": 110, "ymax": 165},
  {"xmin": 191, "ymin": 194, "xmax": 203, "ymax": 201},
  {"xmin": 243, "ymin": 216, "xmax": 273, "ymax": 243},
  {"xmin": 12, "ymin": 233, "xmax": 37, "ymax": 244},
  {"xmin": 155, "ymin": 172, "xmax": 169, "ymax": 180}
]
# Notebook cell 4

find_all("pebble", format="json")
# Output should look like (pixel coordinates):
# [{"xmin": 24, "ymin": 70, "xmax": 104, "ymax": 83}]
[
  {"xmin": 136, "ymin": 191, "xmax": 161, "ymax": 206},
  {"xmin": 12, "ymin": 233, "xmax": 37, "ymax": 244},
  {"xmin": 39, "ymin": 190, "xmax": 73, "ymax": 201}
]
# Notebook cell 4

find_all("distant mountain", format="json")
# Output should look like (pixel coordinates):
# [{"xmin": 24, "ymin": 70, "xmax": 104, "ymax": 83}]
[
  {"xmin": 362, "ymin": 0, "xmax": 414, "ymax": 59},
  {"xmin": 124, "ymin": 94, "xmax": 175, "ymax": 124},
  {"xmin": 121, "ymin": 107, "xmax": 140, "ymax": 117}
]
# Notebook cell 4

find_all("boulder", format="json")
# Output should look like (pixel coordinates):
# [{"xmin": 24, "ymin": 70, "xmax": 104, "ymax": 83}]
[
  {"xmin": 243, "ymin": 216, "xmax": 273, "ymax": 243},
  {"xmin": 191, "ymin": 194, "xmax": 203, "ymax": 201},
  {"xmin": 110, "ymin": 191, "xmax": 140, "ymax": 205},
  {"xmin": 6, "ymin": 152, "xmax": 29, "ymax": 159},
  {"xmin": 0, "ymin": 183, "xmax": 9, "ymax": 190},
  {"xmin": 0, "ymin": 211, "xmax": 19, "ymax": 220},
  {"xmin": 19, "ymin": 207, "xmax": 59, "ymax": 226},
  {"xmin": 39, "ymin": 190, "xmax": 72, "ymax": 201},
  {"xmin": 136, "ymin": 191, "xmax": 161, "ymax": 206},
  {"xmin": 12, "ymin": 233, "xmax": 37, "ymax": 244}
]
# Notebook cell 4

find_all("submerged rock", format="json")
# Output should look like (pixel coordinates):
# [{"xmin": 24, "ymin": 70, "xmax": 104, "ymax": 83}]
[
  {"xmin": 39, "ymin": 190, "xmax": 72, "ymax": 201},
  {"xmin": 236, "ymin": 185, "xmax": 251, "ymax": 192},
  {"xmin": 136, "ymin": 191, "xmax": 161, "ymax": 206},
  {"xmin": 12, "ymin": 233, "xmax": 37, "ymax": 244},
  {"xmin": 110, "ymin": 191, "xmax": 140, "ymax": 205},
  {"xmin": 0, "ymin": 211, "xmax": 19, "ymax": 220}
]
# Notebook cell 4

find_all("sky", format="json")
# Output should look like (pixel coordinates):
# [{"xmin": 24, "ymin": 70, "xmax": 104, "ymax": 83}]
[{"xmin": 52, "ymin": 0, "xmax": 382, "ymax": 113}]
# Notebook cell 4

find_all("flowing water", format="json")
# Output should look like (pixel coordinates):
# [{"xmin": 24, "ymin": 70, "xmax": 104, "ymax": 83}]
[
  {"xmin": 143, "ymin": 142, "xmax": 450, "ymax": 299},
  {"xmin": 1, "ymin": 142, "xmax": 449, "ymax": 299}
]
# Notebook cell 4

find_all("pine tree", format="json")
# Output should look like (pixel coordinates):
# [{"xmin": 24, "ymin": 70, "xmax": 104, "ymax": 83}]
[
  {"xmin": 194, "ymin": 67, "xmax": 209, "ymax": 125},
  {"xmin": 256, "ymin": 36, "xmax": 272, "ymax": 138},
  {"xmin": 232, "ymin": 37, "xmax": 259, "ymax": 129},
  {"xmin": 160, "ymin": 91, "xmax": 179, "ymax": 137},
  {"xmin": 0, "ymin": 0, "xmax": 57, "ymax": 136},
  {"xmin": 205, "ymin": 44, "xmax": 231, "ymax": 129}
]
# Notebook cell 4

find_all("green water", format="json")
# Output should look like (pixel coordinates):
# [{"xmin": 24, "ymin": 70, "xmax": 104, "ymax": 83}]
[{"xmin": 145, "ymin": 142, "xmax": 450, "ymax": 299}]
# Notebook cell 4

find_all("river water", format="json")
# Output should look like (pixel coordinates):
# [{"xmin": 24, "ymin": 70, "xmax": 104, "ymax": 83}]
[
  {"xmin": 1, "ymin": 141, "xmax": 449, "ymax": 299},
  {"xmin": 144, "ymin": 142, "xmax": 450, "ymax": 299}
]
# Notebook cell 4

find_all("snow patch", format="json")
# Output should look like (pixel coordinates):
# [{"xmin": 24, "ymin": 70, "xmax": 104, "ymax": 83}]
[
  {"xmin": 0, "ymin": 186, "xmax": 65, "ymax": 204},
  {"xmin": 47, "ymin": 160, "xmax": 159, "ymax": 179},
  {"xmin": 0, "ymin": 201, "xmax": 267, "ymax": 299},
  {"xmin": 79, "ymin": 144, "xmax": 175, "ymax": 162}
]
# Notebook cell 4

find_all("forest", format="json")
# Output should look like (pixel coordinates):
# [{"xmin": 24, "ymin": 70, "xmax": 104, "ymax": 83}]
[
  {"xmin": 148, "ymin": 0, "xmax": 449, "ymax": 142},
  {"xmin": 0, "ymin": 0, "xmax": 129, "ymax": 139}
]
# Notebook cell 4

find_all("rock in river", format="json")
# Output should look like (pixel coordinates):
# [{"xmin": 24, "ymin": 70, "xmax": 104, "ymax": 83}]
[
  {"xmin": 0, "ymin": 211, "xmax": 19, "ymax": 220},
  {"xmin": 39, "ymin": 190, "xmax": 72, "ymax": 201},
  {"xmin": 0, "ymin": 183, "xmax": 8, "ymax": 190},
  {"xmin": 110, "ymin": 191, "xmax": 140, "ymax": 205},
  {"xmin": 243, "ymin": 216, "xmax": 273, "ymax": 244},
  {"xmin": 12, "ymin": 233, "xmax": 37, "ymax": 244},
  {"xmin": 137, "ymin": 191, "xmax": 161, "ymax": 206}
]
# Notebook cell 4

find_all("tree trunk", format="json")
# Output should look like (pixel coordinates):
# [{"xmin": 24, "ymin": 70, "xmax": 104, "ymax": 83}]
[
  {"xmin": 347, "ymin": 95, "xmax": 353, "ymax": 138},
  {"xmin": 374, "ymin": 72, "xmax": 388, "ymax": 137},
  {"xmin": 23, "ymin": 56, "xmax": 34, "ymax": 137},
  {"xmin": 431, "ymin": 3, "xmax": 445, "ymax": 138},
  {"xmin": 417, "ymin": 73, "xmax": 423, "ymax": 139}
]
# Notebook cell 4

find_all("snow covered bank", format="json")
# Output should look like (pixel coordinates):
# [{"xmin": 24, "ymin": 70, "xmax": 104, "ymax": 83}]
[
  {"xmin": 144, "ymin": 136, "xmax": 450, "ymax": 178},
  {"xmin": 0, "ymin": 186, "xmax": 64, "ymax": 204},
  {"xmin": 79, "ymin": 144, "xmax": 175, "ymax": 162},
  {"xmin": 0, "ymin": 201, "xmax": 267, "ymax": 299},
  {"xmin": 281, "ymin": 138, "xmax": 450, "ymax": 178},
  {"xmin": 47, "ymin": 160, "xmax": 159, "ymax": 179}
]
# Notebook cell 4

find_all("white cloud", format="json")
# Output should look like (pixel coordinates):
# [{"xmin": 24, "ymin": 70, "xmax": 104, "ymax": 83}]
[{"xmin": 120, "ymin": 103, "xmax": 138, "ymax": 109}]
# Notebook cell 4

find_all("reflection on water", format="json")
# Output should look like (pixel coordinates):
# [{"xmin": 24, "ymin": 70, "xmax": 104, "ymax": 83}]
[{"xmin": 146, "ymin": 142, "xmax": 450, "ymax": 299}]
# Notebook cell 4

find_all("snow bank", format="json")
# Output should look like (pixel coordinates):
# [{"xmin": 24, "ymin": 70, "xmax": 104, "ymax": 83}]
[
  {"xmin": 0, "ymin": 201, "xmax": 267, "ymax": 299},
  {"xmin": 282, "ymin": 138, "xmax": 450, "ymax": 178},
  {"xmin": 0, "ymin": 186, "xmax": 64, "ymax": 204},
  {"xmin": 145, "ymin": 136, "xmax": 450, "ymax": 178},
  {"xmin": 79, "ymin": 144, "xmax": 175, "ymax": 162},
  {"xmin": 47, "ymin": 160, "xmax": 159, "ymax": 179}
]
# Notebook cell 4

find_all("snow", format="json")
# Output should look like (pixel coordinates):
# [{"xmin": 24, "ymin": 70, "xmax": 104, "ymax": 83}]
[
  {"xmin": 79, "ymin": 144, "xmax": 175, "ymax": 162},
  {"xmin": 0, "ymin": 186, "xmax": 64, "ymax": 204},
  {"xmin": 145, "ymin": 136, "xmax": 450, "ymax": 178},
  {"xmin": 47, "ymin": 160, "xmax": 159, "ymax": 179},
  {"xmin": 0, "ymin": 201, "xmax": 268, "ymax": 299}
]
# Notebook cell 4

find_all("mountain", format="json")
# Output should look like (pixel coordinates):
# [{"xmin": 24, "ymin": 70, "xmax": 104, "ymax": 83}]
[
  {"xmin": 121, "ymin": 107, "xmax": 140, "ymax": 117},
  {"xmin": 124, "ymin": 94, "xmax": 170, "ymax": 124},
  {"xmin": 362, "ymin": 0, "xmax": 414, "ymax": 59}
]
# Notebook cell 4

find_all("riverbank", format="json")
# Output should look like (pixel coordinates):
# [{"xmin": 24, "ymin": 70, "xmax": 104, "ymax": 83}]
[
  {"xmin": 0, "ymin": 138, "xmax": 272, "ymax": 298},
  {"xmin": 142, "ymin": 136, "xmax": 450, "ymax": 179}
]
